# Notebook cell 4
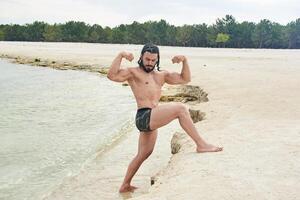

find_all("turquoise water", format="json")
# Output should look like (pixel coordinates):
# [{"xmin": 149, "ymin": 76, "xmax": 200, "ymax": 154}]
[{"xmin": 0, "ymin": 60, "xmax": 135, "ymax": 200}]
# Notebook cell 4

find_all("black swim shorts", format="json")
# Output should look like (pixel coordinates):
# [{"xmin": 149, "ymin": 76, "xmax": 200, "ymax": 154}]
[{"xmin": 135, "ymin": 107, "xmax": 152, "ymax": 132}]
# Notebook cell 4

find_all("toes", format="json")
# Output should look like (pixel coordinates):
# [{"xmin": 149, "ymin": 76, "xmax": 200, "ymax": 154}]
[
  {"xmin": 196, "ymin": 145, "xmax": 223, "ymax": 153},
  {"xmin": 217, "ymin": 147, "xmax": 223, "ymax": 151},
  {"xmin": 212, "ymin": 146, "xmax": 222, "ymax": 152}
]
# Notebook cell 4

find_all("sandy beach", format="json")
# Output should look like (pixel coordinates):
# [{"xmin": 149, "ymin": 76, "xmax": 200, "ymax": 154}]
[{"xmin": 1, "ymin": 42, "xmax": 300, "ymax": 200}]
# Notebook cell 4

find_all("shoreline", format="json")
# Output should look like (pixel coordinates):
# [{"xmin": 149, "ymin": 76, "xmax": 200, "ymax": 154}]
[{"xmin": 0, "ymin": 54, "xmax": 109, "ymax": 75}]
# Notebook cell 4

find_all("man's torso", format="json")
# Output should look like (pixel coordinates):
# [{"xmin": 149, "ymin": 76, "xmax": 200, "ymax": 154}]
[{"xmin": 127, "ymin": 67, "xmax": 166, "ymax": 109}]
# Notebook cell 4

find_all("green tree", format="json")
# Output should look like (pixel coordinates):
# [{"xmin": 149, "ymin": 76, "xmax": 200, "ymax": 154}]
[
  {"xmin": 216, "ymin": 33, "xmax": 230, "ymax": 47},
  {"xmin": 4, "ymin": 24, "xmax": 26, "ymax": 41},
  {"xmin": 237, "ymin": 21, "xmax": 256, "ymax": 48},
  {"xmin": 165, "ymin": 25, "xmax": 178, "ymax": 46},
  {"xmin": 207, "ymin": 25, "xmax": 218, "ymax": 47},
  {"xmin": 25, "ymin": 21, "xmax": 47, "ymax": 41},
  {"xmin": 176, "ymin": 25, "xmax": 193, "ymax": 46},
  {"xmin": 153, "ymin": 19, "xmax": 168, "ymax": 45},
  {"xmin": 189, "ymin": 24, "xmax": 209, "ymax": 47},
  {"xmin": 0, "ymin": 30, "xmax": 4, "ymax": 40},
  {"xmin": 102, "ymin": 27, "xmax": 112, "ymax": 43},
  {"xmin": 254, "ymin": 19, "xmax": 273, "ymax": 48},
  {"xmin": 0, "ymin": 25, "xmax": 5, "ymax": 40},
  {"xmin": 43, "ymin": 24, "xmax": 62, "ymax": 42},
  {"xmin": 215, "ymin": 15, "xmax": 240, "ymax": 47},
  {"xmin": 87, "ymin": 24, "xmax": 104, "ymax": 43},
  {"xmin": 111, "ymin": 24, "xmax": 128, "ymax": 44},
  {"xmin": 61, "ymin": 21, "xmax": 89, "ymax": 42},
  {"xmin": 127, "ymin": 21, "xmax": 147, "ymax": 44},
  {"xmin": 286, "ymin": 18, "xmax": 300, "ymax": 49},
  {"xmin": 270, "ymin": 23, "xmax": 286, "ymax": 48}
]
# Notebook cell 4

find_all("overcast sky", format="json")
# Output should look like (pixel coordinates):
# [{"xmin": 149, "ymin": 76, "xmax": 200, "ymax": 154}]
[{"xmin": 0, "ymin": 0, "xmax": 299, "ymax": 27}]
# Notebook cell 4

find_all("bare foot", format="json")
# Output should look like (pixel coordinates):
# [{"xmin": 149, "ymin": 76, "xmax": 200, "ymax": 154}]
[
  {"xmin": 119, "ymin": 183, "xmax": 138, "ymax": 193},
  {"xmin": 196, "ymin": 143, "xmax": 223, "ymax": 153}
]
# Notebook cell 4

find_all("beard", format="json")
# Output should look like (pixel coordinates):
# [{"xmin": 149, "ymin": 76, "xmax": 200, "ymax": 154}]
[
  {"xmin": 140, "ymin": 62, "xmax": 155, "ymax": 73},
  {"xmin": 144, "ymin": 65, "xmax": 155, "ymax": 73}
]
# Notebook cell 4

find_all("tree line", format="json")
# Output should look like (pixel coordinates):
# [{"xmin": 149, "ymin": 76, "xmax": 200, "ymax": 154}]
[{"xmin": 0, "ymin": 15, "xmax": 299, "ymax": 49}]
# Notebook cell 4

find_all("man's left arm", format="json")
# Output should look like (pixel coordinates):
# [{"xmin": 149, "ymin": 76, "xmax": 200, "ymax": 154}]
[{"xmin": 165, "ymin": 55, "xmax": 191, "ymax": 85}]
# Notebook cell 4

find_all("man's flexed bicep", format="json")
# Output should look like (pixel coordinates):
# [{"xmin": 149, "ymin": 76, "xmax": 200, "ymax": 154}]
[
  {"xmin": 164, "ymin": 55, "xmax": 191, "ymax": 85},
  {"xmin": 108, "ymin": 68, "xmax": 133, "ymax": 82},
  {"xmin": 164, "ymin": 71, "xmax": 189, "ymax": 85},
  {"xmin": 107, "ymin": 52, "xmax": 134, "ymax": 82}
]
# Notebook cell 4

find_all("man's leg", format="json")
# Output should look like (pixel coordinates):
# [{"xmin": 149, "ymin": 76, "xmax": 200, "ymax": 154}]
[
  {"xmin": 149, "ymin": 102, "xmax": 222, "ymax": 152},
  {"xmin": 119, "ymin": 129, "xmax": 158, "ymax": 193}
]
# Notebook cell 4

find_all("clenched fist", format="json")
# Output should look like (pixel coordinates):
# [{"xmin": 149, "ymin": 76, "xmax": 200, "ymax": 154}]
[
  {"xmin": 121, "ymin": 52, "xmax": 134, "ymax": 62},
  {"xmin": 171, "ymin": 55, "xmax": 186, "ymax": 64}
]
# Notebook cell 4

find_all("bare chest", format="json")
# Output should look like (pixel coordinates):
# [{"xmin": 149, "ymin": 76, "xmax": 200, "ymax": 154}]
[{"xmin": 129, "ymin": 70, "xmax": 164, "ymax": 94}]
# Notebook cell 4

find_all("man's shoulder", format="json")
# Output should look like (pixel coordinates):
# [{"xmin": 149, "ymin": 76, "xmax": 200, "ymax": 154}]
[
  {"xmin": 127, "ymin": 67, "xmax": 143, "ymax": 77},
  {"xmin": 124, "ymin": 66, "xmax": 138, "ymax": 74},
  {"xmin": 127, "ymin": 66, "xmax": 139, "ymax": 71},
  {"xmin": 154, "ymin": 69, "xmax": 169, "ymax": 80},
  {"xmin": 156, "ymin": 69, "xmax": 169, "ymax": 76}
]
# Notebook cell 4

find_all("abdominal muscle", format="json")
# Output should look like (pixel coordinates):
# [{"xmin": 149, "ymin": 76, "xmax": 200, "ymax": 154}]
[
  {"xmin": 128, "ymin": 68, "xmax": 165, "ymax": 109},
  {"xmin": 136, "ymin": 99, "xmax": 159, "ymax": 109},
  {"xmin": 129, "ymin": 83, "xmax": 162, "ymax": 109},
  {"xmin": 134, "ymin": 90, "xmax": 161, "ymax": 109}
]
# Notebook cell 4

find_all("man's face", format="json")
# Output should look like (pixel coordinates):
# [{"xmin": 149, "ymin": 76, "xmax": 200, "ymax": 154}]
[{"xmin": 141, "ymin": 52, "xmax": 158, "ymax": 71}]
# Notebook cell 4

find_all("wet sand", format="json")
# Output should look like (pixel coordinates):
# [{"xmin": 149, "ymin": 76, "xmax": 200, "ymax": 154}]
[{"xmin": 1, "ymin": 42, "xmax": 300, "ymax": 200}]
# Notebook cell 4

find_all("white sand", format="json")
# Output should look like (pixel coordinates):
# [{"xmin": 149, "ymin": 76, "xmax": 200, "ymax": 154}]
[
  {"xmin": 1, "ymin": 42, "xmax": 300, "ymax": 200},
  {"xmin": 133, "ymin": 49, "xmax": 300, "ymax": 199}
]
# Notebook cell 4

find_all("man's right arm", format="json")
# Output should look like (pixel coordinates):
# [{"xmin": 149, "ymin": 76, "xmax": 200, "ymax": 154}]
[{"xmin": 107, "ymin": 52, "xmax": 133, "ymax": 82}]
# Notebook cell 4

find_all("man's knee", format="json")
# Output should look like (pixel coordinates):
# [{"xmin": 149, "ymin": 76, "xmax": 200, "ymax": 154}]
[
  {"xmin": 137, "ymin": 149, "xmax": 154, "ymax": 161},
  {"xmin": 175, "ymin": 102, "xmax": 189, "ymax": 116}
]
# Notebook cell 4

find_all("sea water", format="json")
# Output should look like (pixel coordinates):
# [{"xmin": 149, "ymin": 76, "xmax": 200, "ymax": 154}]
[{"xmin": 0, "ymin": 60, "xmax": 135, "ymax": 200}]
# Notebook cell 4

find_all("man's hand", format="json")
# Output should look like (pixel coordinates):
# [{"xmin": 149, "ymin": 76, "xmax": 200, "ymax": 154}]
[
  {"xmin": 171, "ymin": 55, "xmax": 186, "ymax": 64},
  {"xmin": 121, "ymin": 52, "xmax": 134, "ymax": 62}
]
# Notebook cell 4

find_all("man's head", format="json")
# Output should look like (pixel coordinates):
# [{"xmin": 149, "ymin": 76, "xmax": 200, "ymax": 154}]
[{"xmin": 138, "ymin": 43, "xmax": 160, "ymax": 73}]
